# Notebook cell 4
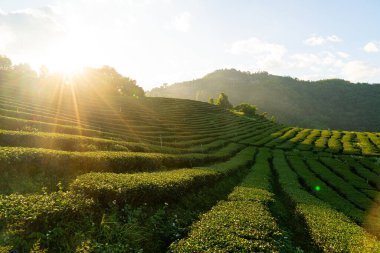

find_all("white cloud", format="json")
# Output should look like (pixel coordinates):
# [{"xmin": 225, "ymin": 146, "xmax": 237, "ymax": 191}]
[
  {"xmin": 337, "ymin": 51, "xmax": 350, "ymax": 59},
  {"xmin": 229, "ymin": 37, "xmax": 287, "ymax": 57},
  {"xmin": 290, "ymin": 52, "xmax": 342, "ymax": 69},
  {"xmin": 285, "ymin": 52, "xmax": 380, "ymax": 82},
  {"xmin": 363, "ymin": 42, "xmax": 379, "ymax": 53},
  {"xmin": 0, "ymin": 6, "xmax": 64, "ymax": 58},
  {"xmin": 341, "ymin": 61, "xmax": 380, "ymax": 82},
  {"xmin": 173, "ymin": 11, "xmax": 191, "ymax": 32},
  {"xmin": 228, "ymin": 37, "xmax": 380, "ymax": 83},
  {"xmin": 304, "ymin": 34, "xmax": 342, "ymax": 46},
  {"xmin": 327, "ymin": 35, "xmax": 342, "ymax": 43},
  {"xmin": 304, "ymin": 35, "xmax": 325, "ymax": 46},
  {"xmin": 288, "ymin": 54, "xmax": 379, "ymax": 82},
  {"xmin": 228, "ymin": 37, "xmax": 288, "ymax": 70}
]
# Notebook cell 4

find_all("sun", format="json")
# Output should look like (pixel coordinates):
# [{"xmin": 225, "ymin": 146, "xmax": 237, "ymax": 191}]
[
  {"xmin": 47, "ymin": 56, "xmax": 83, "ymax": 76},
  {"xmin": 43, "ymin": 34, "xmax": 96, "ymax": 76},
  {"xmin": 44, "ymin": 46, "xmax": 86, "ymax": 76}
]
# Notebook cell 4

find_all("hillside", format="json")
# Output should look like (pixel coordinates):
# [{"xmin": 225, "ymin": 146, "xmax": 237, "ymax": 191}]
[
  {"xmin": 1, "ymin": 81, "xmax": 380, "ymax": 252},
  {"xmin": 148, "ymin": 69, "xmax": 380, "ymax": 132}
]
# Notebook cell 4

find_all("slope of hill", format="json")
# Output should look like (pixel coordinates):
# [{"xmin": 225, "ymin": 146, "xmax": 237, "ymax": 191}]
[
  {"xmin": 148, "ymin": 69, "xmax": 380, "ymax": 132},
  {"xmin": 1, "ymin": 81, "xmax": 380, "ymax": 252}
]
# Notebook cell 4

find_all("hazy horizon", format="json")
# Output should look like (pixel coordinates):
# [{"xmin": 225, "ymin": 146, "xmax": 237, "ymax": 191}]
[{"xmin": 1, "ymin": 0, "xmax": 380, "ymax": 89}]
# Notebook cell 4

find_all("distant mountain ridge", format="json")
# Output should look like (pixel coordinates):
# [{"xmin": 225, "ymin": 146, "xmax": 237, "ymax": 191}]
[{"xmin": 148, "ymin": 69, "xmax": 380, "ymax": 132}]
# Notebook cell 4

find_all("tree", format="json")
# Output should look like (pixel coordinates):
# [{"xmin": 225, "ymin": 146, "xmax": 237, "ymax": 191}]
[
  {"xmin": 9, "ymin": 63, "xmax": 38, "ymax": 87},
  {"xmin": 81, "ymin": 66, "xmax": 145, "ymax": 97},
  {"xmin": 0, "ymin": 55, "xmax": 12, "ymax": 71},
  {"xmin": 119, "ymin": 77, "xmax": 145, "ymax": 98},
  {"xmin": 234, "ymin": 103, "xmax": 257, "ymax": 116},
  {"xmin": 215, "ymin": 92, "xmax": 233, "ymax": 109},
  {"xmin": 260, "ymin": 112, "xmax": 268, "ymax": 119}
]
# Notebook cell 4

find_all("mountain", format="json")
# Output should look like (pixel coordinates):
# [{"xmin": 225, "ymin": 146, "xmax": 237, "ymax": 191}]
[{"xmin": 148, "ymin": 69, "xmax": 380, "ymax": 132}]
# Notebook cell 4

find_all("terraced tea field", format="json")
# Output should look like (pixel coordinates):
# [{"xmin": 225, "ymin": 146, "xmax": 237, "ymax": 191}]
[{"xmin": 1, "ymin": 83, "xmax": 380, "ymax": 252}]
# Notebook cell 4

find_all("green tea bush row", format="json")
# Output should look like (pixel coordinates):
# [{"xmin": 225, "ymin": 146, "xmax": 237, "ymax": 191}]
[
  {"xmin": 288, "ymin": 128, "xmax": 311, "ymax": 143},
  {"xmin": 0, "ymin": 97, "xmax": 258, "ymax": 138},
  {"xmin": 0, "ymin": 143, "xmax": 244, "ymax": 178},
  {"xmin": 327, "ymin": 131, "xmax": 342, "ymax": 153},
  {"xmin": 0, "ymin": 191, "xmax": 95, "ymax": 252},
  {"xmin": 70, "ymin": 147, "xmax": 257, "ymax": 206},
  {"xmin": 306, "ymin": 158, "xmax": 373, "ymax": 210},
  {"xmin": 286, "ymin": 154, "xmax": 364, "ymax": 223},
  {"xmin": 0, "ymin": 106, "xmax": 251, "ymax": 145},
  {"xmin": 137, "ymin": 121, "xmax": 263, "ymax": 148},
  {"xmin": 314, "ymin": 130, "xmax": 331, "ymax": 151},
  {"xmin": 368, "ymin": 133, "xmax": 380, "ymax": 150},
  {"xmin": 170, "ymin": 148, "xmax": 293, "ymax": 252},
  {"xmin": 320, "ymin": 157, "xmax": 371, "ymax": 190},
  {"xmin": 0, "ymin": 95, "xmax": 159, "ymax": 126},
  {"xmin": 0, "ymin": 147, "xmax": 256, "ymax": 251},
  {"xmin": 341, "ymin": 157, "xmax": 380, "ymax": 190},
  {"xmin": 0, "ymin": 129, "xmax": 234, "ymax": 154},
  {"xmin": 263, "ymin": 127, "xmax": 299, "ymax": 147},
  {"xmin": 71, "ymin": 169, "xmax": 218, "ymax": 206},
  {"xmin": 273, "ymin": 151, "xmax": 380, "ymax": 252},
  {"xmin": 356, "ymin": 157, "xmax": 380, "ymax": 175},
  {"xmin": 341, "ymin": 132, "xmax": 361, "ymax": 155},
  {"xmin": 298, "ymin": 129, "xmax": 321, "ymax": 150},
  {"xmin": 240, "ymin": 126, "xmax": 288, "ymax": 146},
  {"xmin": 0, "ymin": 114, "xmax": 121, "ymax": 140},
  {"xmin": 356, "ymin": 133, "xmax": 380, "ymax": 156}
]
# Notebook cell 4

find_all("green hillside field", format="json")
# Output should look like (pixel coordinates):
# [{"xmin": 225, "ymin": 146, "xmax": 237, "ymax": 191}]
[
  {"xmin": 1, "ymin": 82, "xmax": 380, "ymax": 252},
  {"xmin": 148, "ymin": 69, "xmax": 380, "ymax": 132}
]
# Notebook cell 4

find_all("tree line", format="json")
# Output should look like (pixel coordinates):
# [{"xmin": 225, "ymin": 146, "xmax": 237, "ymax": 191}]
[{"xmin": 0, "ymin": 55, "xmax": 145, "ymax": 98}]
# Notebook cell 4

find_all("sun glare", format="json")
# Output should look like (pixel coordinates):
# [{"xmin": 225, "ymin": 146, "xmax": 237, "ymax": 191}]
[
  {"xmin": 43, "ymin": 35, "xmax": 95, "ymax": 76},
  {"xmin": 44, "ymin": 49, "xmax": 85, "ymax": 76}
]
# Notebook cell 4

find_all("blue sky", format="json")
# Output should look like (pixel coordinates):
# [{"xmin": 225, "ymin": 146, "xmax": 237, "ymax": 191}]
[{"xmin": 1, "ymin": 0, "xmax": 380, "ymax": 89}]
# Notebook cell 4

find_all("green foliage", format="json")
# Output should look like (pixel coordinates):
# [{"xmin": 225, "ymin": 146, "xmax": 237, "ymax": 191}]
[
  {"xmin": 0, "ymin": 143, "xmax": 243, "ymax": 177},
  {"xmin": 148, "ymin": 69, "xmax": 380, "ymax": 132},
  {"xmin": 234, "ymin": 103, "xmax": 257, "ymax": 116},
  {"xmin": 71, "ymin": 169, "xmax": 218, "ymax": 206},
  {"xmin": 0, "ymin": 55, "xmax": 12, "ymax": 71},
  {"xmin": 171, "ymin": 149, "xmax": 295, "ymax": 252},
  {"xmin": 273, "ymin": 151, "xmax": 380, "ymax": 252},
  {"xmin": 286, "ymin": 155, "xmax": 364, "ymax": 223},
  {"xmin": 209, "ymin": 92, "xmax": 233, "ymax": 109},
  {"xmin": 0, "ymin": 55, "xmax": 145, "ymax": 98},
  {"xmin": 0, "ymin": 191, "xmax": 95, "ymax": 252},
  {"xmin": 70, "ymin": 147, "xmax": 255, "ymax": 206},
  {"xmin": 306, "ymin": 158, "xmax": 372, "ymax": 209},
  {"xmin": 250, "ymin": 126, "xmax": 380, "ymax": 157},
  {"xmin": 171, "ymin": 201, "xmax": 284, "ymax": 252}
]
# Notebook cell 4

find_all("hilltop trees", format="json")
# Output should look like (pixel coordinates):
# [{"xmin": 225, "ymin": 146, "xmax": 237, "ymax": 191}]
[
  {"xmin": 0, "ymin": 55, "xmax": 145, "ymax": 98},
  {"xmin": 82, "ymin": 66, "xmax": 145, "ymax": 97},
  {"xmin": 209, "ymin": 92, "xmax": 233, "ymax": 109},
  {"xmin": 209, "ymin": 94, "xmax": 260, "ymax": 118},
  {"xmin": 0, "ymin": 55, "xmax": 12, "ymax": 70},
  {"xmin": 234, "ymin": 103, "xmax": 257, "ymax": 116},
  {"xmin": 0, "ymin": 56, "xmax": 37, "ymax": 90}
]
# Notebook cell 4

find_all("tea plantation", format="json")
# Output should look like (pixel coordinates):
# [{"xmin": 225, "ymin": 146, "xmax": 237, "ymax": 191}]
[{"xmin": 1, "ymin": 83, "xmax": 380, "ymax": 252}]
